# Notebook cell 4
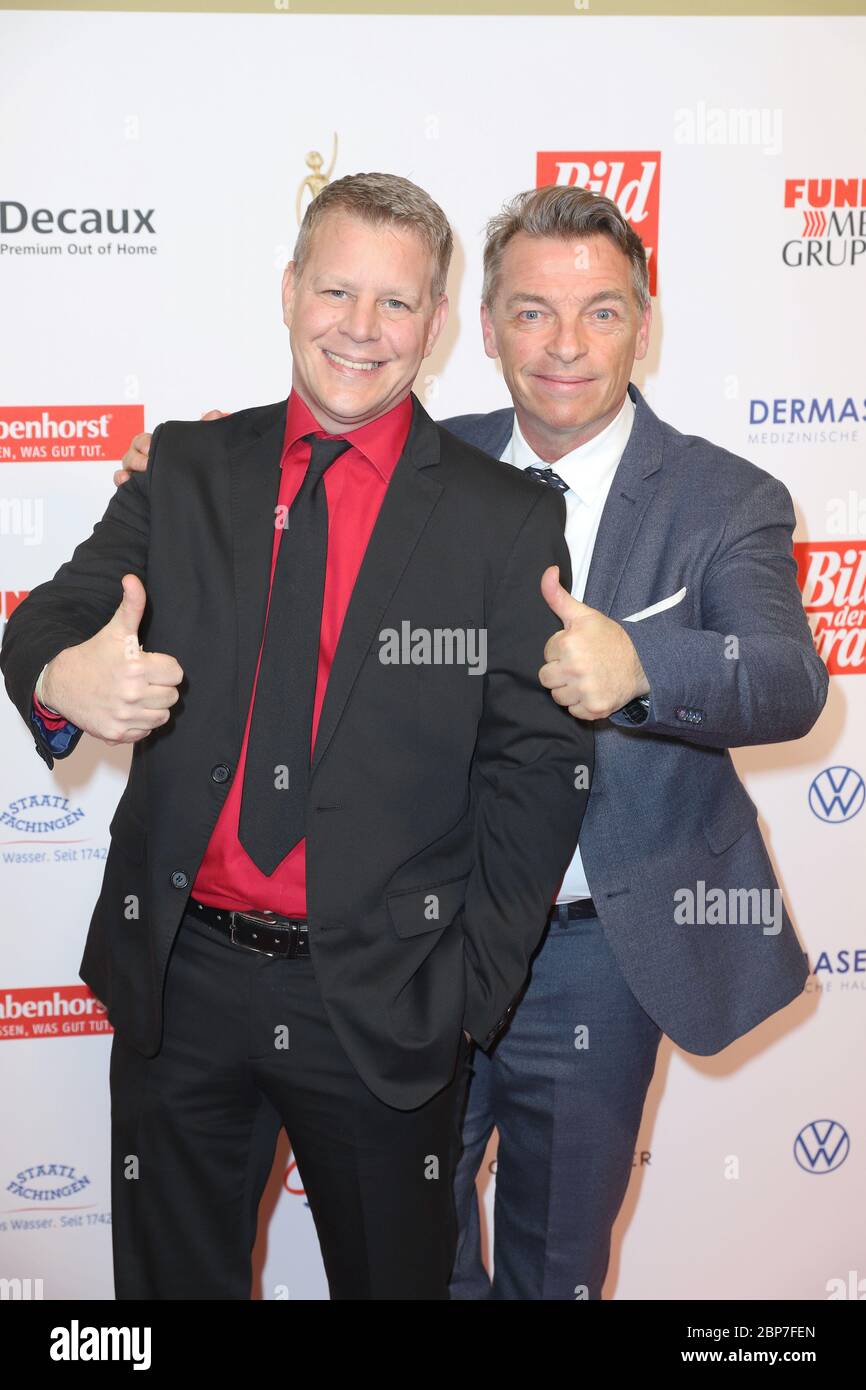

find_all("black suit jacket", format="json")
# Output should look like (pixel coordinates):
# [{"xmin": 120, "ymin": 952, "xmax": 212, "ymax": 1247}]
[{"xmin": 1, "ymin": 391, "xmax": 592, "ymax": 1108}]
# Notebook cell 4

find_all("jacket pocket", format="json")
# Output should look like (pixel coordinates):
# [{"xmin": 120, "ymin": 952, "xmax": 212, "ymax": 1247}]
[
  {"xmin": 386, "ymin": 873, "xmax": 470, "ymax": 939},
  {"xmin": 702, "ymin": 790, "xmax": 759, "ymax": 855}
]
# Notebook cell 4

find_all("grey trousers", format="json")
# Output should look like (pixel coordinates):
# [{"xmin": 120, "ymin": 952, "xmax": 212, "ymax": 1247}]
[{"xmin": 450, "ymin": 912, "xmax": 662, "ymax": 1300}]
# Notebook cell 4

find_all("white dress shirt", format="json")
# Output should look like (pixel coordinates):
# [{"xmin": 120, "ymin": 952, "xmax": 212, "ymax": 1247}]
[{"xmin": 500, "ymin": 392, "xmax": 635, "ymax": 901}]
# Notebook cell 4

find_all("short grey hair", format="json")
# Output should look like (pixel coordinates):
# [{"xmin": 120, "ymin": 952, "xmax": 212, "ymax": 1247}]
[
  {"xmin": 292, "ymin": 171, "xmax": 453, "ymax": 302},
  {"xmin": 481, "ymin": 185, "xmax": 650, "ymax": 313}
]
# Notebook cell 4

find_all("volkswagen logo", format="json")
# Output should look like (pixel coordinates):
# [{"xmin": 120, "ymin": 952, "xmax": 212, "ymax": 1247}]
[
  {"xmin": 794, "ymin": 1120, "xmax": 850, "ymax": 1174},
  {"xmin": 808, "ymin": 767, "xmax": 865, "ymax": 824}
]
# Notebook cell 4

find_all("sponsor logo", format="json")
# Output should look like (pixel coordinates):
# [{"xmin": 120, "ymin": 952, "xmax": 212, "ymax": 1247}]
[
  {"xmin": 783, "ymin": 178, "xmax": 866, "ymax": 269},
  {"xmin": 0, "ymin": 987, "xmax": 110, "ymax": 1041},
  {"xmin": 3, "ymin": 1161, "xmax": 93, "ymax": 1206},
  {"xmin": 793, "ymin": 1120, "xmax": 850, "ymax": 1173},
  {"xmin": 796, "ymin": 543, "xmax": 866, "ymax": 673},
  {"xmin": 747, "ymin": 396, "xmax": 863, "ymax": 446},
  {"xmin": 0, "ymin": 590, "xmax": 28, "ymax": 639},
  {"xmin": 0, "ymin": 406, "xmax": 145, "ymax": 462},
  {"xmin": 804, "ymin": 946, "xmax": 866, "ymax": 994},
  {"xmin": 807, "ymin": 766, "xmax": 865, "ymax": 823},
  {"xmin": 536, "ymin": 151, "xmax": 660, "ymax": 295},
  {"xmin": 0, "ymin": 793, "xmax": 87, "ymax": 842},
  {"xmin": 806, "ymin": 947, "xmax": 866, "ymax": 974},
  {"xmin": 0, "ymin": 200, "xmax": 157, "ymax": 260}
]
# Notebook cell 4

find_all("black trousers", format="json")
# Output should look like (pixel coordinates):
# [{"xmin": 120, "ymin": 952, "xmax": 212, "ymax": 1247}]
[{"xmin": 109, "ymin": 905, "xmax": 471, "ymax": 1300}]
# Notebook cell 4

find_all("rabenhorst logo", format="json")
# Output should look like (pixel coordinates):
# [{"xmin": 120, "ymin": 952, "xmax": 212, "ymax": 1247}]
[
  {"xmin": 4, "ymin": 1160, "xmax": 93, "ymax": 1206},
  {"xmin": 0, "ymin": 986, "xmax": 110, "ymax": 1041},
  {"xmin": 783, "ymin": 178, "xmax": 866, "ymax": 268},
  {"xmin": 0, "ymin": 201, "xmax": 157, "ymax": 259},
  {"xmin": 795, "ymin": 542, "xmax": 866, "ymax": 673},
  {"xmin": 536, "ymin": 152, "xmax": 660, "ymax": 295},
  {"xmin": 0, "ymin": 406, "xmax": 145, "ymax": 462},
  {"xmin": 747, "ymin": 395, "xmax": 863, "ymax": 446}
]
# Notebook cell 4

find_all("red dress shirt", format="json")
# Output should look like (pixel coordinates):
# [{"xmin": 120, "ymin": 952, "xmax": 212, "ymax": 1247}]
[{"xmin": 197, "ymin": 387, "xmax": 411, "ymax": 915}]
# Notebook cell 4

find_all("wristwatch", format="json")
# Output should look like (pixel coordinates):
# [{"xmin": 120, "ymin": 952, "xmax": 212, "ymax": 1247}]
[{"xmin": 619, "ymin": 695, "xmax": 651, "ymax": 724}]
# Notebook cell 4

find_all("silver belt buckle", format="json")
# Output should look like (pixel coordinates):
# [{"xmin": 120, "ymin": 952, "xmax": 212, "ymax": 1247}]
[{"xmin": 229, "ymin": 907, "xmax": 286, "ymax": 957}]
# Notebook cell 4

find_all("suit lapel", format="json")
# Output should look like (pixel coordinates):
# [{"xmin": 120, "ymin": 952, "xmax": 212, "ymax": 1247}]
[
  {"xmin": 582, "ymin": 383, "xmax": 665, "ymax": 616},
  {"xmin": 229, "ymin": 392, "xmax": 443, "ymax": 767},
  {"xmin": 311, "ymin": 393, "xmax": 442, "ymax": 775},
  {"xmin": 229, "ymin": 401, "xmax": 288, "ymax": 746}
]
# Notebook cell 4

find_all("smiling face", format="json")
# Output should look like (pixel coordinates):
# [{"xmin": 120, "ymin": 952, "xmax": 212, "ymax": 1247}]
[
  {"xmin": 480, "ymin": 232, "xmax": 651, "ymax": 462},
  {"xmin": 281, "ymin": 210, "xmax": 448, "ymax": 434}
]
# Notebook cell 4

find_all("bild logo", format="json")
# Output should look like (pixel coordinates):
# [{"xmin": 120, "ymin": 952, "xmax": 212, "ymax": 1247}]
[
  {"xmin": 535, "ymin": 151, "xmax": 660, "ymax": 296},
  {"xmin": 794, "ymin": 1120, "xmax": 850, "ymax": 1174},
  {"xmin": 808, "ymin": 766, "xmax": 865, "ymax": 823}
]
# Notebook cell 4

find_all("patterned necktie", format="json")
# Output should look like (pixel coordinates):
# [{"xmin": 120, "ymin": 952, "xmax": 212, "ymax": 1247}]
[
  {"xmin": 523, "ymin": 463, "xmax": 570, "ymax": 493},
  {"xmin": 238, "ymin": 433, "xmax": 351, "ymax": 876}
]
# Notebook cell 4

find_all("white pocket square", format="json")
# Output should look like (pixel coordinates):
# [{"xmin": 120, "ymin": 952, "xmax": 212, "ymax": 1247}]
[{"xmin": 622, "ymin": 587, "xmax": 687, "ymax": 623}]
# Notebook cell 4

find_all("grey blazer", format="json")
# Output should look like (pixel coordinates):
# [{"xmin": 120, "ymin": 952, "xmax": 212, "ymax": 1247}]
[{"xmin": 441, "ymin": 381, "xmax": 828, "ymax": 1053}]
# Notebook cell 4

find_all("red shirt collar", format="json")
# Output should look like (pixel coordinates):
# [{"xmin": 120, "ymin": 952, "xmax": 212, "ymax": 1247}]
[{"xmin": 282, "ymin": 387, "xmax": 413, "ymax": 483}]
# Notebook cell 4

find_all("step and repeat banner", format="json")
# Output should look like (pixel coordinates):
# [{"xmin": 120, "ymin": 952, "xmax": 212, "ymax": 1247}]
[{"xmin": 1, "ymin": 4, "xmax": 864, "ymax": 1301}]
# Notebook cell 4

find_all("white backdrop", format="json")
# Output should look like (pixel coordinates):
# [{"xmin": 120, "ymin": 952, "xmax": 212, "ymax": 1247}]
[{"xmin": 1, "ymin": 9, "xmax": 864, "ymax": 1301}]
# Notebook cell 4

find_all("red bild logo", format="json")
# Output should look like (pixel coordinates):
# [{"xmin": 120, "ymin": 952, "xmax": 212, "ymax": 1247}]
[
  {"xmin": 536, "ymin": 152, "xmax": 660, "ymax": 295},
  {"xmin": 795, "ymin": 541, "xmax": 866, "ymax": 674},
  {"xmin": 0, "ymin": 405, "xmax": 145, "ymax": 462}
]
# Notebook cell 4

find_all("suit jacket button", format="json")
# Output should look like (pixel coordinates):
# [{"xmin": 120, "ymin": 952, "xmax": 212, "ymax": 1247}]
[
  {"xmin": 170, "ymin": 870, "xmax": 189, "ymax": 889},
  {"xmin": 211, "ymin": 764, "xmax": 231, "ymax": 783}
]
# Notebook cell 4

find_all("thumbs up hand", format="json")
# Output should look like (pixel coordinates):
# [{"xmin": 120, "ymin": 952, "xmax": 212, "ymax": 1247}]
[
  {"xmin": 40, "ymin": 574, "xmax": 184, "ymax": 746},
  {"xmin": 538, "ymin": 565, "xmax": 650, "ymax": 720}
]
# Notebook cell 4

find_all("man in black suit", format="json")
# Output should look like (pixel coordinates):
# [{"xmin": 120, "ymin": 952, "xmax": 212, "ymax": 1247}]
[{"xmin": 1, "ymin": 173, "xmax": 591, "ymax": 1299}]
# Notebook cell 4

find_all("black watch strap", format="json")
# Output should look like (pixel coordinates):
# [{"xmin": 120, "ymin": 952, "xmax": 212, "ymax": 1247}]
[{"xmin": 620, "ymin": 695, "xmax": 651, "ymax": 724}]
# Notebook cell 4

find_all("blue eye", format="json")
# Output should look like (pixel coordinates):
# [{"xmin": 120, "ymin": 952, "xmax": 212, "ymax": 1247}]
[
  {"xmin": 520, "ymin": 310, "xmax": 540, "ymax": 321},
  {"xmin": 595, "ymin": 308, "xmax": 614, "ymax": 321},
  {"xmin": 384, "ymin": 298, "xmax": 408, "ymax": 310}
]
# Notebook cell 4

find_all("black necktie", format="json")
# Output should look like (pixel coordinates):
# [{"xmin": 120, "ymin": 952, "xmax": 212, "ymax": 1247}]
[
  {"xmin": 238, "ymin": 433, "xmax": 351, "ymax": 876},
  {"xmin": 523, "ymin": 463, "xmax": 570, "ymax": 493}
]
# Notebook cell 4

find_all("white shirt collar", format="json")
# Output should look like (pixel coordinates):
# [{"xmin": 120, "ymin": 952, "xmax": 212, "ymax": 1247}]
[{"xmin": 508, "ymin": 391, "xmax": 635, "ymax": 506}]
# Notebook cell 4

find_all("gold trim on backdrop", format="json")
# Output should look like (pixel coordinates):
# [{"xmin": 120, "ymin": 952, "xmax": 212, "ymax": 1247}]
[{"xmin": 3, "ymin": 2, "xmax": 866, "ymax": 15}]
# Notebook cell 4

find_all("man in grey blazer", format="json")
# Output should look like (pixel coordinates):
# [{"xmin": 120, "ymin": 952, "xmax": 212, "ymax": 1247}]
[{"xmin": 115, "ymin": 185, "xmax": 828, "ymax": 1300}]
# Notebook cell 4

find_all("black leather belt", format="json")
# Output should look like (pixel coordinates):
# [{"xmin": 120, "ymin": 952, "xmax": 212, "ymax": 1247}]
[
  {"xmin": 548, "ymin": 898, "xmax": 597, "ymax": 926},
  {"xmin": 187, "ymin": 896, "xmax": 310, "ymax": 958}
]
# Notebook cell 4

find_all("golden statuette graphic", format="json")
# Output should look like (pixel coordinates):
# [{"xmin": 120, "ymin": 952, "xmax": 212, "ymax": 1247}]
[{"xmin": 296, "ymin": 134, "xmax": 338, "ymax": 223}]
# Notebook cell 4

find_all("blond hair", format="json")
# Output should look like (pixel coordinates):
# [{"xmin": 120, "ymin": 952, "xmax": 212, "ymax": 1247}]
[{"xmin": 292, "ymin": 171, "xmax": 453, "ymax": 301}]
